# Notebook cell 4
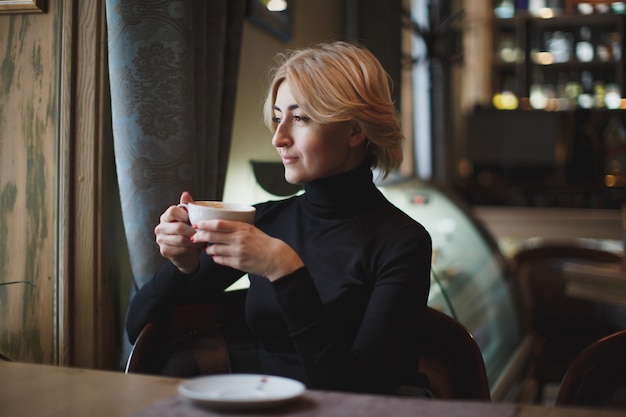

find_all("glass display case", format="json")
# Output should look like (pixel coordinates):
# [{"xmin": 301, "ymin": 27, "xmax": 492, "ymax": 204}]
[{"xmin": 379, "ymin": 178, "xmax": 530, "ymax": 400}]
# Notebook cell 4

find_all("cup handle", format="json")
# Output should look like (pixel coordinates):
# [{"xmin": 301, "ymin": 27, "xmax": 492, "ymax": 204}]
[{"xmin": 177, "ymin": 203, "xmax": 192, "ymax": 226}]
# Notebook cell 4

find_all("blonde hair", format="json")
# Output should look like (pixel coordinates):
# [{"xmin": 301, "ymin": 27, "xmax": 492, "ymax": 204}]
[{"xmin": 263, "ymin": 41, "xmax": 403, "ymax": 178}]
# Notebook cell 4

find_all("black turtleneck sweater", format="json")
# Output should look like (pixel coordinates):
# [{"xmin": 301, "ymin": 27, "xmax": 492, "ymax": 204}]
[{"xmin": 126, "ymin": 164, "xmax": 432, "ymax": 394}]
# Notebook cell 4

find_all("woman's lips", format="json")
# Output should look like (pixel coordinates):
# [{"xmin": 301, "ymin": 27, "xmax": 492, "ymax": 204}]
[{"xmin": 281, "ymin": 156, "xmax": 298, "ymax": 164}]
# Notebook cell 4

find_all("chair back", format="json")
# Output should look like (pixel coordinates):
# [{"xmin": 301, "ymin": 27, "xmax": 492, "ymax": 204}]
[
  {"xmin": 125, "ymin": 289, "xmax": 260, "ymax": 377},
  {"xmin": 125, "ymin": 291, "xmax": 491, "ymax": 400},
  {"xmin": 419, "ymin": 307, "xmax": 491, "ymax": 400},
  {"xmin": 511, "ymin": 243, "xmax": 624, "ymax": 402},
  {"xmin": 556, "ymin": 329, "xmax": 626, "ymax": 409}
]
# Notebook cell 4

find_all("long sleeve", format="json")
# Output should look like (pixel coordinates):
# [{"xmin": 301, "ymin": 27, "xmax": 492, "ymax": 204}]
[
  {"xmin": 126, "ymin": 252, "xmax": 244, "ymax": 343},
  {"xmin": 270, "ymin": 225, "xmax": 431, "ymax": 393}
]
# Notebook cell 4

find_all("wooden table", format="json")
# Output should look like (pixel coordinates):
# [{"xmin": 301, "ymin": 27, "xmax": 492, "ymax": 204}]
[
  {"xmin": 2, "ymin": 361, "xmax": 624, "ymax": 417},
  {"xmin": 1, "ymin": 361, "xmax": 180, "ymax": 417}
]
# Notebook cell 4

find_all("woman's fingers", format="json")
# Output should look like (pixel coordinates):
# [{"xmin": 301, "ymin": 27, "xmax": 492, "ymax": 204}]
[
  {"xmin": 191, "ymin": 220, "xmax": 251, "ymax": 243},
  {"xmin": 194, "ymin": 222, "xmax": 303, "ymax": 280}
]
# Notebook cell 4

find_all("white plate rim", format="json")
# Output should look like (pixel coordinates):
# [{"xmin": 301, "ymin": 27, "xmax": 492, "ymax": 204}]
[{"xmin": 177, "ymin": 373, "xmax": 306, "ymax": 410}]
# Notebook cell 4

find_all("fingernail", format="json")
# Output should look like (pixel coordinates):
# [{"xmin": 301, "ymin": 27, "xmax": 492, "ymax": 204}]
[
  {"xmin": 190, "ymin": 234, "xmax": 195, "ymax": 242},
  {"xmin": 192, "ymin": 224, "xmax": 198, "ymax": 229}
]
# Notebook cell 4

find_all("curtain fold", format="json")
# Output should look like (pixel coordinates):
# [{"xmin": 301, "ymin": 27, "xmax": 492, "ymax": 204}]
[{"xmin": 105, "ymin": 0, "xmax": 244, "ymax": 295}]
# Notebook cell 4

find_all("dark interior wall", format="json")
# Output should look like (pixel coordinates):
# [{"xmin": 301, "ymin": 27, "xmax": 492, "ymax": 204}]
[{"xmin": 344, "ymin": 0, "xmax": 403, "ymax": 108}]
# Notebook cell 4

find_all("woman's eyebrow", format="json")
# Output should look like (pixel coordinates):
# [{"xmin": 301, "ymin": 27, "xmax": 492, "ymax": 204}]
[{"xmin": 273, "ymin": 104, "xmax": 300, "ymax": 112}]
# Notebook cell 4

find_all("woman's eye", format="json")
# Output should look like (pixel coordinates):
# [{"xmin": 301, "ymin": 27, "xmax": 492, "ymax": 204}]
[
  {"xmin": 293, "ymin": 115, "xmax": 309, "ymax": 123},
  {"xmin": 271, "ymin": 117, "xmax": 281, "ymax": 124}
]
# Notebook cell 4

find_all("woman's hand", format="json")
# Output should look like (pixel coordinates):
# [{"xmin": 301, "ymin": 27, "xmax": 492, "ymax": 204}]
[
  {"xmin": 154, "ymin": 191, "xmax": 204, "ymax": 274},
  {"xmin": 191, "ymin": 220, "xmax": 304, "ymax": 281}
]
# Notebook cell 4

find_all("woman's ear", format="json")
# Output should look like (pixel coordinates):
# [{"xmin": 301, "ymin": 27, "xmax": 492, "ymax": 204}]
[{"xmin": 348, "ymin": 122, "xmax": 367, "ymax": 147}]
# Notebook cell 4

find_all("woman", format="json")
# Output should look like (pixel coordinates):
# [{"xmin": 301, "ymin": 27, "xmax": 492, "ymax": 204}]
[{"xmin": 126, "ymin": 41, "xmax": 432, "ymax": 395}]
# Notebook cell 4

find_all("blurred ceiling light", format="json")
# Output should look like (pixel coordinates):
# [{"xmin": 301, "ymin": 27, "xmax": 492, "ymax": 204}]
[{"xmin": 266, "ymin": 0, "xmax": 287, "ymax": 12}]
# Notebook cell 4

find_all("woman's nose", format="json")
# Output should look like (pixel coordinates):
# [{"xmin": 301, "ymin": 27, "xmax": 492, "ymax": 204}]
[{"xmin": 272, "ymin": 120, "xmax": 291, "ymax": 148}]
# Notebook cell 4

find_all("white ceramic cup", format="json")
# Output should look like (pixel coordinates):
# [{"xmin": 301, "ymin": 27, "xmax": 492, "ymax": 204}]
[{"xmin": 178, "ymin": 201, "xmax": 256, "ymax": 224}]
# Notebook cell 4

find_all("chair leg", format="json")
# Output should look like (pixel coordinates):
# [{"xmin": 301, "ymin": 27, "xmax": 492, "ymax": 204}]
[{"xmin": 530, "ymin": 337, "xmax": 547, "ymax": 403}]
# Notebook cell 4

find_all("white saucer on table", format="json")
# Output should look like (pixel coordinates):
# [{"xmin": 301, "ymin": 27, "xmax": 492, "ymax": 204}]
[{"xmin": 177, "ymin": 373, "xmax": 306, "ymax": 411}]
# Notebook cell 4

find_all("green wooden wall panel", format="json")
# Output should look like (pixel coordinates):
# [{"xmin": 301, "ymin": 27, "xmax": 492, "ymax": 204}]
[{"xmin": 0, "ymin": 10, "xmax": 59, "ymax": 364}]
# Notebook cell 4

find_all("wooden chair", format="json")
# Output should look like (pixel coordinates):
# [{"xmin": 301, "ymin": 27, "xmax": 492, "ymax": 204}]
[
  {"xmin": 511, "ymin": 243, "xmax": 625, "ymax": 402},
  {"xmin": 419, "ymin": 306, "xmax": 491, "ymax": 400},
  {"xmin": 126, "ymin": 291, "xmax": 491, "ymax": 400},
  {"xmin": 125, "ymin": 289, "xmax": 261, "ymax": 377},
  {"xmin": 556, "ymin": 329, "xmax": 626, "ymax": 409}
]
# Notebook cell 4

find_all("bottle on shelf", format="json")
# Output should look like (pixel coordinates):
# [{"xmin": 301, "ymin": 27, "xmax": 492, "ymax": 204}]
[
  {"xmin": 612, "ymin": 2, "xmax": 626, "ymax": 14},
  {"xmin": 577, "ymin": 2, "xmax": 594, "ymax": 15},
  {"xmin": 605, "ymin": 83, "xmax": 622, "ymax": 109},
  {"xmin": 578, "ymin": 70, "xmax": 595, "ymax": 109},
  {"xmin": 594, "ymin": 79, "xmax": 606, "ymax": 108},
  {"xmin": 576, "ymin": 27, "xmax": 594, "ymax": 63},
  {"xmin": 564, "ymin": 72, "xmax": 583, "ymax": 108},
  {"xmin": 608, "ymin": 32, "xmax": 622, "ymax": 61},
  {"xmin": 602, "ymin": 115, "xmax": 626, "ymax": 180},
  {"xmin": 494, "ymin": 0, "xmax": 515, "ymax": 18},
  {"xmin": 498, "ymin": 33, "xmax": 522, "ymax": 63},
  {"xmin": 530, "ymin": 69, "xmax": 549, "ymax": 109},
  {"xmin": 492, "ymin": 78, "xmax": 519, "ymax": 110},
  {"xmin": 548, "ymin": 31, "xmax": 572, "ymax": 63},
  {"xmin": 597, "ymin": 30, "xmax": 611, "ymax": 62}
]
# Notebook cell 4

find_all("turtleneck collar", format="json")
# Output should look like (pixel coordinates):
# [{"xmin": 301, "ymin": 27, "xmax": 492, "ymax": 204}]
[{"xmin": 301, "ymin": 163, "xmax": 384, "ymax": 215}]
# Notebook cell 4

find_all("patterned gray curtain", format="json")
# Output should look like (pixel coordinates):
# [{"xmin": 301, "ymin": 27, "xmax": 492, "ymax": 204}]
[{"xmin": 105, "ymin": 0, "xmax": 244, "ymax": 298}]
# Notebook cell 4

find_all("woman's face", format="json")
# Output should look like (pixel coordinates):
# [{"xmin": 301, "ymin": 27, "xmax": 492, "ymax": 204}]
[{"xmin": 271, "ymin": 81, "xmax": 366, "ymax": 184}]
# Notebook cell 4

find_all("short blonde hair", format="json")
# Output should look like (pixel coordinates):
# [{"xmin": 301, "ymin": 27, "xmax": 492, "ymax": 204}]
[{"xmin": 263, "ymin": 41, "xmax": 403, "ymax": 178}]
